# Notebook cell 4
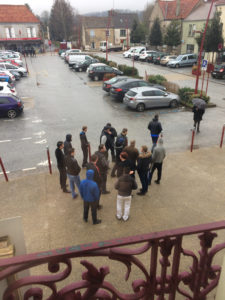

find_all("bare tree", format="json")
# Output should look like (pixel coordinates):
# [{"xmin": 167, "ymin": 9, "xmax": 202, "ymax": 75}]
[
  {"xmin": 142, "ymin": 3, "xmax": 154, "ymax": 30},
  {"xmin": 49, "ymin": 0, "xmax": 76, "ymax": 41}
]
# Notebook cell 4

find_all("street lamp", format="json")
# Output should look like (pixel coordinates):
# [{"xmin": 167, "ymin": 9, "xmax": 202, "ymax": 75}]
[{"xmin": 195, "ymin": 0, "xmax": 216, "ymax": 93}]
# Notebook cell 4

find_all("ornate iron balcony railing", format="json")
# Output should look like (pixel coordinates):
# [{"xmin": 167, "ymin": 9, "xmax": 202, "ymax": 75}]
[{"xmin": 1, "ymin": 220, "xmax": 225, "ymax": 299}]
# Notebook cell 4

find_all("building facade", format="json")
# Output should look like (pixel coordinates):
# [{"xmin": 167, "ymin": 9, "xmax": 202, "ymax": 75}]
[{"xmin": 0, "ymin": 5, "xmax": 41, "ymax": 51}]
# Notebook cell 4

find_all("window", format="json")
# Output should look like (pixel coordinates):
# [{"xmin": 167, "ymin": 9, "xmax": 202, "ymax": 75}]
[
  {"xmin": 120, "ymin": 29, "xmax": 126, "ymax": 37},
  {"xmin": 186, "ymin": 44, "xmax": 194, "ymax": 53},
  {"xmin": 105, "ymin": 66, "xmax": 113, "ymax": 72},
  {"xmin": 127, "ymin": 90, "xmax": 137, "ymax": 97},
  {"xmin": 138, "ymin": 81, "xmax": 149, "ymax": 87},
  {"xmin": 154, "ymin": 90, "xmax": 164, "ymax": 96},
  {"xmin": 142, "ymin": 91, "xmax": 155, "ymax": 96},
  {"xmin": 188, "ymin": 24, "xmax": 196, "ymax": 37},
  {"xmin": 182, "ymin": 56, "xmax": 187, "ymax": 61},
  {"xmin": 90, "ymin": 30, "xmax": 95, "ymax": 37},
  {"xmin": 0, "ymin": 97, "xmax": 9, "ymax": 104},
  {"xmin": 5, "ymin": 27, "xmax": 15, "ymax": 38},
  {"xmin": 27, "ymin": 27, "xmax": 37, "ymax": 38}
]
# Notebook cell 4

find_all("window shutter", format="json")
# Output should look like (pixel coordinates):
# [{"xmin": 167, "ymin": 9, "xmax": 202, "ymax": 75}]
[
  {"xmin": 32, "ymin": 27, "xmax": 37, "ymax": 38},
  {"xmin": 27, "ymin": 28, "xmax": 31, "ymax": 38},
  {"xmin": 5, "ymin": 28, "xmax": 10, "ymax": 38},
  {"xmin": 11, "ymin": 28, "xmax": 16, "ymax": 38}
]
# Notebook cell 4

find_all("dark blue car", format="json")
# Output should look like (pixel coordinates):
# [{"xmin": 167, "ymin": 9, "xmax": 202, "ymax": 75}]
[{"xmin": 0, "ymin": 94, "xmax": 23, "ymax": 118}]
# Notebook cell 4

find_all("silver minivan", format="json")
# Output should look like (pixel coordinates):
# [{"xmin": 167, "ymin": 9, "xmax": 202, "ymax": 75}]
[{"xmin": 167, "ymin": 54, "xmax": 197, "ymax": 68}]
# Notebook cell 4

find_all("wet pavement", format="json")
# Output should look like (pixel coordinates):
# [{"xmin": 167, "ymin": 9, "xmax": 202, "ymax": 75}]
[{"xmin": 0, "ymin": 53, "xmax": 225, "ymax": 178}]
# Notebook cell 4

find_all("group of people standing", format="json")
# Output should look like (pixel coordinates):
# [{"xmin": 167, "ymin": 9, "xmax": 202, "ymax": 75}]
[{"xmin": 55, "ymin": 116, "xmax": 166, "ymax": 224}]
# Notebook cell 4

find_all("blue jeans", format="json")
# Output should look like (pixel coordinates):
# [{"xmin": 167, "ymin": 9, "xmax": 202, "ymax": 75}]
[{"xmin": 67, "ymin": 174, "xmax": 80, "ymax": 198}]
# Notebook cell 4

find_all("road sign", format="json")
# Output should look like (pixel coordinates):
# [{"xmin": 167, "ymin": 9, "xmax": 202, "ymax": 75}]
[
  {"xmin": 106, "ymin": 30, "xmax": 110, "ymax": 37},
  {"xmin": 202, "ymin": 59, "xmax": 208, "ymax": 71}
]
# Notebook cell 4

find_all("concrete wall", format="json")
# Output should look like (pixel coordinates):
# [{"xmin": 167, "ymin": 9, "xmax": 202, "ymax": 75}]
[{"xmin": 0, "ymin": 23, "xmax": 40, "ymax": 39}]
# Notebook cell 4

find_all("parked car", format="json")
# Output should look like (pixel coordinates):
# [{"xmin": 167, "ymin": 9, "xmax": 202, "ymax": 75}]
[
  {"xmin": 123, "ymin": 87, "xmax": 180, "ymax": 112},
  {"xmin": 0, "ymin": 82, "xmax": 17, "ymax": 95},
  {"xmin": 0, "ymin": 73, "xmax": 11, "ymax": 83},
  {"xmin": 0, "ymin": 63, "xmax": 27, "ymax": 77},
  {"xmin": 123, "ymin": 47, "xmax": 136, "ymax": 58},
  {"xmin": 73, "ymin": 58, "xmax": 99, "ymax": 72},
  {"xmin": 160, "ymin": 55, "xmax": 177, "ymax": 66},
  {"xmin": 0, "ymin": 94, "xmax": 23, "ymax": 118},
  {"xmin": 167, "ymin": 54, "xmax": 197, "ymax": 68},
  {"xmin": 211, "ymin": 64, "xmax": 225, "ymax": 79},
  {"xmin": 0, "ymin": 69, "xmax": 16, "ymax": 82},
  {"xmin": 87, "ymin": 63, "xmax": 123, "ymax": 81},
  {"xmin": 146, "ymin": 52, "xmax": 157, "ymax": 63},
  {"xmin": 139, "ymin": 51, "xmax": 156, "ymax": 62},
  {"xmin": 65, "ymin": 49, "xmax": 82, "ymax": 63},
  {"xmin": 102, "ymin": 76, "xmax": 129, "ymax": 92},
  {"xmin": 9, "ymin": 70, "xmax": 21, "ymax": 81},
  {"xmin": 153, "ymin": 52, "xmax": 169, "ymax": 65},
  {"xmin": 110, "ymin": 78, "xmax": 166, "ymax": 101},
  {"xmin": 68, "ymin": 54, "xmax": 93, "ymax": 67},
  {"xmin": 132, "ymin": 47, "xmax": 146, "ymax": 60}
]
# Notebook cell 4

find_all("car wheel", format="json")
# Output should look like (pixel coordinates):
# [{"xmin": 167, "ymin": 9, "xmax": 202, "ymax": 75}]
[
  {"xmin": 79, "ymin": 67, "xmax": 82, "ymax": 72},
  {"xmin": 136, "ymin": 103, "xmax": 145, "ymax": 112},
  {"xmin": 175, "ymin": 64, "xmax": 179, "ymax": 69},
  {"xmin": 170, "ymin": 100, "xmax": 178, "ymax": 108},
  {"xmin": 94, "ymin": 75, "xmax": 99, "ymax": 81},
  {"xmin": 7, "ymin": 109, "xmax": 17, "ymax": 119}
]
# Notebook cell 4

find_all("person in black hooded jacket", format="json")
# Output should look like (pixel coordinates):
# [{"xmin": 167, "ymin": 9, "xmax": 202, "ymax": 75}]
[
  {"xmin": 64, "ymin": 134, "xmax": 72, "ymax": 156},
  {"xmin": 137, "ymin": 145, "xmax": 152, "ymax": 196},
  {"xmin": 147, "ymin": 114, "xmax": 162, "ymax": 151}
]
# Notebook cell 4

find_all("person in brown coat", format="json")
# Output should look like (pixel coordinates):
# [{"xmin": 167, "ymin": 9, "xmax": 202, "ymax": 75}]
[
  {"xmin": 123, "ymin": 140, "xmax": 139, "ymax": 177},
  {"xmin": 137, "ymin": 145, "xmax": 152, "ymax": 196}
]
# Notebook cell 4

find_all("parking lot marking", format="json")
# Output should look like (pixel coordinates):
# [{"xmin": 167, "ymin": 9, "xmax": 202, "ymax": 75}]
[
  {"xmin": 20, "ymin": 118, "xmax": 31, "ymax": 121},
  {"xmin": 0, "ymin": 171, "xmax": 10, "ymax": 175},
  {"xmin": 22, "ymin": 167, "xmax": 36, "ymax": 172},
  {"xmin": 21, "ymin": 137, "xmax": 32, "ymax": 141},
  {"xmin": 3, "ymin": 119, "xmax": 14, "ymax": 122},
  {"xmin": 34, "ymin": 139, "xmax": 47, "ymax": 144},
  {"xmin": 32, "ymin": 119, "xmax": 43, "ymax": 123},
  {"xmin": 0, "ymin": 140, "xmax": 11, "ymax": 143},
  {"xmin": 37, "ymin": 160, "xmax": 52, "ymax": 166},
  {"xmin": 33, "ymin": 131, "xmax": 46, "ymax": 136}
]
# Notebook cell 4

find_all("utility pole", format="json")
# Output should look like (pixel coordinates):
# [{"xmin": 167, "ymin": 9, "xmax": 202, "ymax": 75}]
[
  {"xmin": 195, "ymin": 0, "xmax": 215, "ymax": 93},
  {"xmin": 106, "ymin": 10, "xmax": 112, "ymax": 61}
]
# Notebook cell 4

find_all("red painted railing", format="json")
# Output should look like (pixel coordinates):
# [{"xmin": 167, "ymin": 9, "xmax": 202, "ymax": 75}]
[{"xmin": 1, "ymin": 221, "xmax": 225, "ymax": 299}]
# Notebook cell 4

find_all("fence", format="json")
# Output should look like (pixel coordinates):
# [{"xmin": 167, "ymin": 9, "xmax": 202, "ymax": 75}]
[{"xmin": 0, "ymin": 220, "xmax": 225, "ymax": 299}]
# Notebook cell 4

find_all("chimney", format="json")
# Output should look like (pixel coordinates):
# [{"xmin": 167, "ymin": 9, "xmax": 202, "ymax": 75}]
[{"xmin": 176, "ymin": 0, "xmax": 180, "ymax": 16}]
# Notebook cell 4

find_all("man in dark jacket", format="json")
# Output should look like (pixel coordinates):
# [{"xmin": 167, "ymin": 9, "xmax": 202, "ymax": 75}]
[
  {"xmin": 80, "ymin": 169, "xmax": 101, "ymax": 225},
  {"xmin": 123, "ymin": 140, "xmax": 139, "ymax": 177},
  {"xmin": 86, "ymin": 154, "xmax": 102, "ymax": 209},
  {"xmin": 64, "ymin": 134, "xmax": 72, "ymax": 156},
  {"xmin": 111, "ymin": 128, "xmax": 128, "ymax": 177},
  {"xmin": 117, "ymin": 152, "xmax": 132, "ymax": 178},
  {"xmin": 95, "ymin": 144, "xmax": 110, "ymax": 194},
  {"xmin": 148, "ymin": 114, "xmax": 162, "ymax": 151},
  {"xmin": 137, "ymin": 145, "xmax": 152, "ymax": 196},
  {"xmin": 80, "ymin": 126, "xmax": 89, "ymax": 167},
  {"xmin": 65, "ymin": 148, "xmax": 81, "ymax": 199},
  {"xmin": 115, "ymin": 167, "xmax": 137, "ymax": 221},
  {"xmin": 100, "ymin": 123, "xmax": 117, "ymax": 162},
  {"xmin": 55, "ymin": 141, "xmax": 70, "ymax": 193},
  {"xmin": 193, "ymin": 106, "xmax": 205, "ymax": 133}
]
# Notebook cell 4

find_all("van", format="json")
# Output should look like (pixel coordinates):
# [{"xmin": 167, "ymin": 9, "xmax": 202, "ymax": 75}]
[
  {"xmin": 167, "ymin": 54, "xmax": 197, "ymax": 68},
  {"xmin": 68, "ymin": 54, "xmax": 93, "ymax": 67},
  {"xmin": 132, "ymin": 47, "xmax": 146, "ymax": 60}
]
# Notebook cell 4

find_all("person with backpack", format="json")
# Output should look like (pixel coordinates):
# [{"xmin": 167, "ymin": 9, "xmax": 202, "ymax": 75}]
[
  {"xmin": 111, "ymin": 128, "xmax": 128, "ymax": 177},
  {"xmin": 147, "ymin": 115, "xmax": 162, "ymax": 151}
]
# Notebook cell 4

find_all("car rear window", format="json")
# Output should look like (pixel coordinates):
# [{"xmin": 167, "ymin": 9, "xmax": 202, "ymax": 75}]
[
  {"xmin": 126, "ymin": 90, "xmax": 137, "ymax": 97},
  {"xmin": 214, "ymin": 65, "xmax": 224, "ymax": 70}
]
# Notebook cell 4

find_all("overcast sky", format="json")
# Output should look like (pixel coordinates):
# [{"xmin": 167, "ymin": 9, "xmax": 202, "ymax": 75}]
[{"xmin": 0, "ymin": 0, "xmax": 154, "ymax": 14}]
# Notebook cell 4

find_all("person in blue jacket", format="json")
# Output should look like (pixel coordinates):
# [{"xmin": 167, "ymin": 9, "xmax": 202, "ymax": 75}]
[{"xmin": 80, "ymin": 169, "xmax": 101, "ymax": 225}]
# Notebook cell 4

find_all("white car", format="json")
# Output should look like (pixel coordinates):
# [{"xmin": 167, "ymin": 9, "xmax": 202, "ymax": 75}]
[
  {"xmin": 0, "ymin": 63, "xmax": 27, "ymax": 76},
  {"xmin": 131, "ymin": 47, "xmax": 146, "ymax": 60},
  {"xmin": 139, "ymin": 50, "xmax": 156, "ymax": 61},
  {"xmin": 0, "ymin": 69, "xmax": 16, "ymax": 82},
  {"xmin": 0, "ymin": 82, "xmax": 17, "ymax": 95},
  {"xmin": 123, "ymin": 47, "xmax": 136, "ymax": 58}
]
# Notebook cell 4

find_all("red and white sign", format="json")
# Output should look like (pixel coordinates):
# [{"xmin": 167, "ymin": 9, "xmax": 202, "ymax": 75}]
[{"xmin": 0, "ymin": 38, "xmax": 41, "ymax": 41}]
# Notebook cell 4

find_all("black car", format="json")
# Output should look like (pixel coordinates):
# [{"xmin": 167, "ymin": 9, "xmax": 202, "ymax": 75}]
[
  {"xmin": 0, "ymin": 94, "xmax": 23, "ymax": 118},
  {"xmin": 153, "ymin": 53, "xmax": 168, "ymax": 65},
  {"xmin": 73, "ymin": 58, "xmax": 99, "ymax": 72},
  {"xmin": 211, "ymin": 64, "xmax": 225, "ymax": 79},
  {"xmin": 110, "ymin": 78, "xmax": 166, "ymax": 101},
  {"xmin": 87, "ymin": 63, "xmax": 123, "ymax": 81},
  {"xmin": 146, "ymin": 53, "xmax": 156, "ymax": 63},
  {"xmin": 102, "ymin": 76, "xmax": 129, "ymax": 92},
  {"xmin": 10, "ymin": 70, "xmax": 21, "ymax": 81}
]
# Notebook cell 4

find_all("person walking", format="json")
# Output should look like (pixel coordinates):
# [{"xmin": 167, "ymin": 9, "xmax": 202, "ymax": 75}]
[
  {"xmin": 80, "ymin": 126, "xmax": 89, "ymax": 168},
  {"xmin": 111, "ymin": 128, "xmax": 128, "ymax": 177},
  {"xmin": 147, "ymin": 114, "xmax": 162, "ymax": 151},
  {"xmin": 55, "ymin": 141, "xmax": 70, "ymax": 193},
  {"xmin": 65, "ymin": 148, "xmax": 81, "ymax": 199},
  {"xmin": 123, "ymin": 140, "xmax": 139, "ymax": 178},
  {"xmin": 193, "ymin": 105, "xmax": 205, "ymax": 133},
  {"xmin": 64, "ymin": 134, "xmax": 73, "ymax": 156},
  {"xmin": 95, "ymin": 144, "xmax": 110, "ymax": 194},
  {"xmin": 115, "ymin": 167, "xmax": 137, "ymax": 221},
  {"xmin": 86, "ymin": 154, "xmax": 102, "ymax": 209},
  {"xmin": 137, "ymin": 146, "xmax": 152, "ymax": 196},
  {"xmin": 148, "ymin": 138, "xmax": 166, "ymax": 185},
  {"xmin": 80, "ymin": 169, "xmax": 101, "ymax": 225}
]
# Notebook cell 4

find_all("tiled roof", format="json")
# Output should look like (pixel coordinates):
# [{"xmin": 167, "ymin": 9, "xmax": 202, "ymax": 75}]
[
  {"xmin": 82, "ymin": 16, "xmax": 109, "ymax": 28},
  {"xmin": 158, "ymin": 0, "xmax": 201, "ymax": 20},
  {"xmin": 0, "ymin": 5, "xmax": 40, "ymax": 23},
  {"xmin": 185, "ymin": 1, "xmax": 216, "ymax": 21},
  {"xmin": 215, "ymin": 0, "xmax": 225, "ymax": 6}
]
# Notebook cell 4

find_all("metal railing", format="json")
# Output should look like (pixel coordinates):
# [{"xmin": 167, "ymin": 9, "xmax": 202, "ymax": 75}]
[{"xmin": 1, "ymin": 221, "xmax": 225, "ymax": 299}]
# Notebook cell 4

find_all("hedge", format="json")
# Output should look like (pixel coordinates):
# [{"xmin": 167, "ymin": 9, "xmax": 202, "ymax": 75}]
[
  {"xmin": 148, "ymin": 75, "xmax": 167, "ymax": 85},
  {"xmin": 178, "ymin": 87, "xmax": 210, "ymax": 106}
]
